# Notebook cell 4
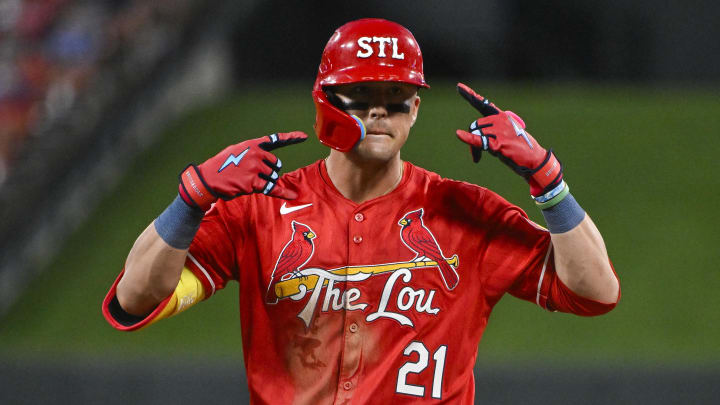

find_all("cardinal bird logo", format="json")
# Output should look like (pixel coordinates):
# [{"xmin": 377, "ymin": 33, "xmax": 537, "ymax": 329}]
[
  {"xmin": 398, "ymin": 209, "xmax": 460, "ymax": 290},
  {"xmin": 266, "ymin": 220, "xmax": 316, "ymax": 303}
]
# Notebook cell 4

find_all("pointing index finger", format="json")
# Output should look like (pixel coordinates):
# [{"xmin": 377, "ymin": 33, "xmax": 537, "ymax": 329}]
[
  {"xmin": 259, "ymin": 131, "xmax": 308, "ymax": 151},
  {"xmin": 456, "ymin": 83, "xmax": 501, "ymax": 117}
]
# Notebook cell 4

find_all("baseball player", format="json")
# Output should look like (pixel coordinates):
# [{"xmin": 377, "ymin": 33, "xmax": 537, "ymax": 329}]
[{"xmin": 103, "ymin": 18, "xmax": 619, "ymax": 404}]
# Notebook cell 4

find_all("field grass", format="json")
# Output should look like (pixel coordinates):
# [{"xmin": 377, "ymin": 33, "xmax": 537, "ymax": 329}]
[{"xmin": 1, "ymin": 81, "xmax": 718, "ymax": 365}]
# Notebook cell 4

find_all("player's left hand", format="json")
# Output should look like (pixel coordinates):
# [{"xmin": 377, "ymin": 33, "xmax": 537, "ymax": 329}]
[{"xmin": 455, "ymin": 82, "xmax": 563, "ymax": 197}]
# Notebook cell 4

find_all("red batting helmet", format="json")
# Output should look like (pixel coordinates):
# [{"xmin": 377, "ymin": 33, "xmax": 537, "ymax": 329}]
[{"xmin": 312, "ymin": 18, "xmax": 429, "ymax": 151}]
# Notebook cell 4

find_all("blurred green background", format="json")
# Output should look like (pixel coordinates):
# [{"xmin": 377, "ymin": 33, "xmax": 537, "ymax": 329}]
[{"xmin": 2, "ymin": 81, "xmax": 718, "ymax": 366}]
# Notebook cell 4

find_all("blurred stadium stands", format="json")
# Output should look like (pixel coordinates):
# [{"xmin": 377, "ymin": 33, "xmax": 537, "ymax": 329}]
[
  {"xmin": 0, "ymin": 0, "xmax": 199, "ymax": 185},
  {"xmin": 0, "ymin": 0, "xmax": 243, "ymax": 314},
  {"xmin": 0, "ymin": 1, "xmax": 718, "ymax": 403}
]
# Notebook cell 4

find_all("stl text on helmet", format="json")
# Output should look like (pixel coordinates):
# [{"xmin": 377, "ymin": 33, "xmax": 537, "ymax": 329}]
[{"xmin": 356, "ymin": 37, "xmax": 405, "ymax": 60}]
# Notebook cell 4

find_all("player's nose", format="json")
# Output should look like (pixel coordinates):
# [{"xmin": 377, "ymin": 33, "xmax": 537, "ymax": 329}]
[
  {"xmin": 367, "ymin": 93, "xmax": 389, "ymax": 118},
  {"xmin": 368, "ymin": 103, "xmax": 388, "ymax": 119}
]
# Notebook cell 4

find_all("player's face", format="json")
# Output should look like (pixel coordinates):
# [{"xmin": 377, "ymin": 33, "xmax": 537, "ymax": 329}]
[{"xmin": 332, "ymin": 82, "xmax": 420, "ymax": 162}]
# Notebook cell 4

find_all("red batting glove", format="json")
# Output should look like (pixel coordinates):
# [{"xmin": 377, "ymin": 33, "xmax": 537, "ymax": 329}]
[
  {"xmin": 178, "ymin": 132, "xmax": 308, "ymax": 210},
  {"xmin": 455, "ymin": 83, "xmax": 562, "ymax": 197}
]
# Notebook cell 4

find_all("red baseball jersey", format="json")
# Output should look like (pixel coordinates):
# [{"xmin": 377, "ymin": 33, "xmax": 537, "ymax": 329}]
[{"xmin": 106, "ymin": 159, "xmax": 615, "ymax": 404}]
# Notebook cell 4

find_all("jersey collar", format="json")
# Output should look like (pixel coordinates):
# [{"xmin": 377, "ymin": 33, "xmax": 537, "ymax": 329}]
[{"xmin": 317, "ymin": 159, "xmax": 414, "ymax": 208}]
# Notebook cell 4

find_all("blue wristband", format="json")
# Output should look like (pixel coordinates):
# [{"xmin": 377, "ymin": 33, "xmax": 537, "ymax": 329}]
[
  {"xmin": 540, "ymin": 192, "xmax": 585, "ymax": 233},
  {"xmin": 154, "ymin": 195, "xmax": 205, "ymax": 249}
]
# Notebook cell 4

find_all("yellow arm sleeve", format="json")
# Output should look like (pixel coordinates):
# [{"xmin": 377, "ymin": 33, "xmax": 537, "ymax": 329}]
[{"xmin": 144, "ymin": 267, "xmax": 206, "ymax": 328}]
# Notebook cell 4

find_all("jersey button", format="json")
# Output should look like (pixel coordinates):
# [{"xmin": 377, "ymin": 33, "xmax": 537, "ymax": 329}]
[
  {"xmin": 349, "ymin": 323, "xmax": 358, "ymax": 333},
  {"xmin": 343, "ymin": 381, "xmax": 352, "ymax": 390},
  {"xmin": 353, "ymin": 235, "xmax": 362, "ymax": 244},
  {"xmin": 354, "ymin": 213, "xmax": 364, "ymax": 222}
]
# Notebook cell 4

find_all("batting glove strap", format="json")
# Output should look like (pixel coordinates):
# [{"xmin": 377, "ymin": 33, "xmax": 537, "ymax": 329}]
[
  {"xmin": 528, "ymin": 150, "xmax": 563, "ymax": 197},
  {"xmin": 179, "ymin": 164, "xmax": 217, "ymax": 211}
]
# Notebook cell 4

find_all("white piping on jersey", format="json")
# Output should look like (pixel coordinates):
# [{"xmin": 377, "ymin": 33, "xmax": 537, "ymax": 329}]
[
  {"xmin": 188, "ymin": 252, "xmax": 216, "ymax": 296},
  {"xmin": 535, "ymin": 242, "xmax": 553, "ymax": 309}
]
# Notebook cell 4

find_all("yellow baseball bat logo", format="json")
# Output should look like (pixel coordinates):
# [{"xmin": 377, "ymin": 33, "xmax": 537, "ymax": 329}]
[{"xmin": 274, "ymin": 255, "xmax": 459, "ymax": 299}]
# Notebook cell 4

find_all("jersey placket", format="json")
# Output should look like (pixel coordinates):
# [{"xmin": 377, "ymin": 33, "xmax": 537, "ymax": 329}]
[{"xmin": 334, "ymin": 208, "xmax": 369, "ymax": 403}]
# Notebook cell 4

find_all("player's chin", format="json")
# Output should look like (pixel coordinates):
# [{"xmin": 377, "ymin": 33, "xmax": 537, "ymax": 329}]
[
  {"xmin": 354, "ymin": 141, "xmax": 398, "ymax": 162},
  {"xmin": 355, "ymin": 131, "xmax": 407, "ymax": 159}
]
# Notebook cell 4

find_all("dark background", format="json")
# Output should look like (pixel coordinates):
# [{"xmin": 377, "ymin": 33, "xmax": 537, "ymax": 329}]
[{"xmin": 231, "ymin": 0, "xmax": 720, "ymax": 83}]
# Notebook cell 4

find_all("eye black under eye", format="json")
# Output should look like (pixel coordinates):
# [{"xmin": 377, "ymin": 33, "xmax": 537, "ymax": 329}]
[
  {"xmin": 326, "ymin": 91, "xmax": 367, "ymax": 111},
  {"xmin": 387, "ymin": 101, "xmax": 411, "ymax": 113},
  {"xmin": 344, "ymin": 101, "xmax": 370, "ymax": 110}
]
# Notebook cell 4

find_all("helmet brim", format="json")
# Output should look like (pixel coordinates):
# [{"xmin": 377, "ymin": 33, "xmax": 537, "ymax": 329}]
[{"xmin": 318, "ymin": 64, "xmax": 429, "ymax": 89}]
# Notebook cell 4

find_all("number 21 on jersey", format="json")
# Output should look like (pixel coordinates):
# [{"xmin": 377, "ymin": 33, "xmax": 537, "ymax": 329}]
[{"xmin": 396, "ymin": 341, "xmax": 447, "ymax": 399}]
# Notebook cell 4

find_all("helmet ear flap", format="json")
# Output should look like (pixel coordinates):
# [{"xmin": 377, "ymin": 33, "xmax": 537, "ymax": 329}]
[{"xmin": 312, "ymin": 90, "xmax": 366, "ymax": 152}]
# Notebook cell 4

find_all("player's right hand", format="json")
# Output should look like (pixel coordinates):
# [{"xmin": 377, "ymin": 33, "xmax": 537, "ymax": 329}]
[{"xmin": 178, "ymin": 132, "xmax": 308, "ymax": 211}]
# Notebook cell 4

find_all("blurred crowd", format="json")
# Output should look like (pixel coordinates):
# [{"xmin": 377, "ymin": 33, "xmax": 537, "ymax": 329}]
[{"xmin": 0, "ymin": 0, "xmax": 201, "ymax": 187}]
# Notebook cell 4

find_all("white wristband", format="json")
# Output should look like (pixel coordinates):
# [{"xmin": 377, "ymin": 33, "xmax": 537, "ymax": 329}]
[{"xmin": 533, "ymin": 180, "xmax": 567, "ymax": 203}]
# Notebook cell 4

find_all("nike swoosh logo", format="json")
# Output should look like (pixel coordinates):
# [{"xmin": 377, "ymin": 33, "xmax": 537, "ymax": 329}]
[{"xmin": 280, "ymin": 202, "xmax": 312, "ymax": 215}]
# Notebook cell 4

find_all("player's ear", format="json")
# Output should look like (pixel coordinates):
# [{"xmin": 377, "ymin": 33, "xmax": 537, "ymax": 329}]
[{"xmin": 410, "ymin": 95, "xmax": 421, "ymax": 127}]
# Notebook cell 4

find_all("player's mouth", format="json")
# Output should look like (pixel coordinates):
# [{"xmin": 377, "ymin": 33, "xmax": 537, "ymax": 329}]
[{"xmin": 366, "ymin": 129, "xmax": 392, "ymax": 137}]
